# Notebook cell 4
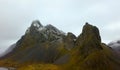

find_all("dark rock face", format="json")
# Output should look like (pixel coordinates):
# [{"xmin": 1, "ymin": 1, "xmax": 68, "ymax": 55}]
[
  {"xmin": 75, "ymin": 23, "xmax": 103, "ymax": 58},
  {"xmin": 76, "ymin": 23, "xmax": 101, "ymax": 45},
  {"xmin": 64, "ymin": 32, "xmax": 76, "ymax": 50}
]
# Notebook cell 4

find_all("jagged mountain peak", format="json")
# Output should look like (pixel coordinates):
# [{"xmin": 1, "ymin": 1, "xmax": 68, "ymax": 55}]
[
  {"xmin": 45, "ymin": 24, "xmax": 54, "ymax": 28},
  {"xmin": 82, "ymin": 23, "xmax": 101, "ymax": 42},
  {"xmin": 1, "ymin": 21, "xmax": 120, "ymax": 70},
  {"xmin": 75, "ymin": 23, "xmax": 103, "ymax": 57},
  {"xmin": 45, "ymin": 24, "xmax": 65, "ymax": 35},
  {"xmin": 24, "ymin": 20, "xmax": 66, "ymax": 43},
  {"xmin": 45, "ymin": 24, "xmax": 58, "ymax": 32},
  {"xmin": 31, "ymin": 20, "xmax": 43, "ymax": 28},
  {"xmin": 25, "ymin": 20, "xmax": 43, "ymax": 33},
  {"xmin": 76, "ymin": 23, "xmax": 101, "ymax": 45},
  {"xmin": 26, "ymin": 20, "xmax": 65, "ymax": 35}
]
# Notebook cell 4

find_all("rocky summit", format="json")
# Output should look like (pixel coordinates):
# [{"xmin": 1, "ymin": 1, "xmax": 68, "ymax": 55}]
[
  {"xmin": 75, "ymin": 23, "xmax": 103, "ymax": 58},
  {"xmin": 65, "ymin": 23, "xmax": 120, "ymax": 70},
  {"xmin": 0, "ymin": 21, "xmax": 120, "ymax": 70},
  {"xmin": 25, "ymin": 20, "xmax": 65, "ymax": 42},
  {"xmin": 0, "ymin": 20, "xmax": 68, "ymax": 64}
]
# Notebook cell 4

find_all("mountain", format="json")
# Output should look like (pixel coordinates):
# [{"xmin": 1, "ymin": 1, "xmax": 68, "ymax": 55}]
[
  {"xmin": 0, "ymin": 21, "xmax": 120, "ymax": 70},
  {"xmin": 108, "ymin": 40, "xmax": 120, "ymax": 53},
  {"xmin": 64, "ymin": 23, "xmax": 120, "ymax": 70},
  {"xmin": 0, "ymin": 20, "xmax": 75, "ymax": 67},
  {"xmin": 75, "ymin": 23, "xmax": 102, "ymax": 57}
]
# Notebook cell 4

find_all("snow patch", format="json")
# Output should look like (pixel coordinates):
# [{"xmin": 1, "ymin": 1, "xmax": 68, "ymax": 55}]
[
  {"xmin": 33, "ymin": 23, "xmax": 40, "ymax": 27},
  {"xmin": 38, "ymin": 27, "xmax": 43, "ymax": 31},
  {"xmin": 33, "ymin": 22, "xmax": 40, "ymax": 28},
  {"xmin": 26, "ymin": 21, "xmax": 66, "ymax": 41},
  {"xmin": 32, "ymin": 20, "xmax": 43, "ymax": 28}
]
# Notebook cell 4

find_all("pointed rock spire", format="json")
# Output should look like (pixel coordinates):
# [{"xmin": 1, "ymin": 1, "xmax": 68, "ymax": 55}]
[
  {"xmin": 83, "ymin": 22, "xmax": 101, "ymax": 42},
  {"xmin": 76, "ymin": 23, "xmax": 103, "ymax": 58},
  {"xmin": 76, "ymin": 23, "xmax": 101, "ymax": 45}
]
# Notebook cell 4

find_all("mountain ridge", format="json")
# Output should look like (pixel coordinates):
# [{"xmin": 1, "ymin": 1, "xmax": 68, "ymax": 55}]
[{"xmin": 0, "ymin": 21, "xmax": 120, "ymax": 70}]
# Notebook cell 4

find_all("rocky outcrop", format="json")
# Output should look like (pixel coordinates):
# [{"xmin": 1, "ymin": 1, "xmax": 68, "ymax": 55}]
[
  {"xmin": 75, "ymin": 23, "xmax": 103, "ymax": 58},
  {"xmin": 64, "ymin": 32, "xmax": 76, "ymax": 50}
]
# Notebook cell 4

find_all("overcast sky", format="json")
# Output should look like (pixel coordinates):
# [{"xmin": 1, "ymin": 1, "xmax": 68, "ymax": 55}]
[{"xmin": 0, "ymin": 0, "xmax": 120, "ymax": 53}]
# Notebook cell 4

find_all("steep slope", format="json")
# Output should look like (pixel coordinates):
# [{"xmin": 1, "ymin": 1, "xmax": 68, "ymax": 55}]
[
  {"xmin": 75, "ymin": 23, "xmax": 102, "ymax": 58},
  {"xmin": 0, "ymin": 22, "xmax": 120, "ymax": 70},
  {"xmin": 0, "ymin": 20, "xmax": 72, "ymax": 67},
  {"xmin": 64, "ymin": 23, "xmax": 120, "ymax": 70},
  {"xmin": 17, "ymin": 23, "xmax": 120, "ymax": 70}
]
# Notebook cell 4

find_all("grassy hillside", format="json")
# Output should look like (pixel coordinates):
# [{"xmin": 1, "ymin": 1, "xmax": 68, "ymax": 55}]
[
  {"xmin": 18, "ymin": 64, "xmax": 61, "ymax": 70},
  {"xmin": 0, "ymin": 22, "xmax": 120, "ymax": 70}
]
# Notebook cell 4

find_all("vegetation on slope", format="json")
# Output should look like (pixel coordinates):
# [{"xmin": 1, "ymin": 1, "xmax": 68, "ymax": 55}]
[
  {"xmin": 0, "ymin": 22, "xmax": 120, "ymax": 70},
  {"xmin": 18, "ymin": 64, "xmax": 61, "ymax": 70}
]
